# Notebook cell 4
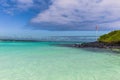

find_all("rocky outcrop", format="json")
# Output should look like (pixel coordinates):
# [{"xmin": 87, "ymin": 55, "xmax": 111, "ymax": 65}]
[{"xmin": 73, "ymin": 41, "xmax": 120, "ymax": 49}]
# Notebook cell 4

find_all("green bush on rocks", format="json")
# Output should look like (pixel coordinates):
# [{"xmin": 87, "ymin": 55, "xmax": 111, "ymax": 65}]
[{"xmin": 98, "ymin": 30, "xmax": 120, "ymax": 43}]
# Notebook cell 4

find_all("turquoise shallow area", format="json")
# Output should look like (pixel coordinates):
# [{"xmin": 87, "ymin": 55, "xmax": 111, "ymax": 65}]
[{"xmin": 0, "ymin": 42, "xmax": 120, "ymax": 80}]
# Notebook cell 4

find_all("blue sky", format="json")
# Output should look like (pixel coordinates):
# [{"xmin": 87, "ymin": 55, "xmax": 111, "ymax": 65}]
[{"xmin": 0, "ymin": 0, "xmax": 120, "ymax": 39}]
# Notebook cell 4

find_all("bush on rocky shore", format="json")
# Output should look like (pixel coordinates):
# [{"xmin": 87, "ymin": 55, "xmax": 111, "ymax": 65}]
[
  {"xmin": 73, "ymin": 30, "xmax": 120, "ymax": 51},
  {"xmin": 98, "ymin": 30, "xmax": 120, "ymax": 43}
]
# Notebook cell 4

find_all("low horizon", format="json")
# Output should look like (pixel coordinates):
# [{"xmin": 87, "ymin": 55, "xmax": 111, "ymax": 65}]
[{"xmin": 0, "ymin": 31, "xmax": 109, "ymax": 40}]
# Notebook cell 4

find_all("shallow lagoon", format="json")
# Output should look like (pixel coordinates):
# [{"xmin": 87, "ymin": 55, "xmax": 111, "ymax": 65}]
[{"xmin": 0, "ymin": 42, "xmax": 120, "ymax": 80}]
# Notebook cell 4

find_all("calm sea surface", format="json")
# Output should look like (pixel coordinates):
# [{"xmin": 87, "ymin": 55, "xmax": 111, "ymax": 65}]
[{"xmin": 0, "ymin": 41, "xmax": 120, "ymax": 80}]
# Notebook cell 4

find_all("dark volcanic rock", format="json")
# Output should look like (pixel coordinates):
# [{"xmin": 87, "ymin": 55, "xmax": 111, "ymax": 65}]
[{"xmin": 74, "ymin": 42, "xmax": 120, "ymax": 49}]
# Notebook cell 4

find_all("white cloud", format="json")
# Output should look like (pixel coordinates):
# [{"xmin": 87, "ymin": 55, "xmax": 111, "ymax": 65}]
[
  {"xmin": 31, "ymin": 0, "xmax": 120, "ymax": 29},
  {"xmin": 0, "ymin": 0, "xmax": 34, "ymax": 13},
  {"xmin": 1, "ymin": 0, "xmax": 120, "ymax": 30},
  {"xmin": 100, "ymin": 21, "xmax": 120, "ymax": 30}
]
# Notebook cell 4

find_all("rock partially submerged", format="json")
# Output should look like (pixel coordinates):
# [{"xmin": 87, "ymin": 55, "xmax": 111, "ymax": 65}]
[
  {"xmin": 73, "ymin": 41, "xmax": 120, "ymax": 49},
  {"xmin": 74, "ymin": 30, "xmax": 120, "ymax": 49}
]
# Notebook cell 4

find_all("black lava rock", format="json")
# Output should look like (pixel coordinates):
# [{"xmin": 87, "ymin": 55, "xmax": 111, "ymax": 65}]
[{"xmin": 74, "ymin": 41, "xmax": 120, "ymax": 49}]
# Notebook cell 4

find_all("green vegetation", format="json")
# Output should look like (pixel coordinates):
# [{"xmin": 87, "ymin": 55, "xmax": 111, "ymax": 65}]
[{"xmin": 98, "ymin": 30, "xmax": 120, "ymax": 43}]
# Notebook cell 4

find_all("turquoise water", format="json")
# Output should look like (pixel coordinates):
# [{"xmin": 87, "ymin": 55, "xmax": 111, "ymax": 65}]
[{"xmin": 0, "ymin": 42, "xmax": 120, "ymax": 80}]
